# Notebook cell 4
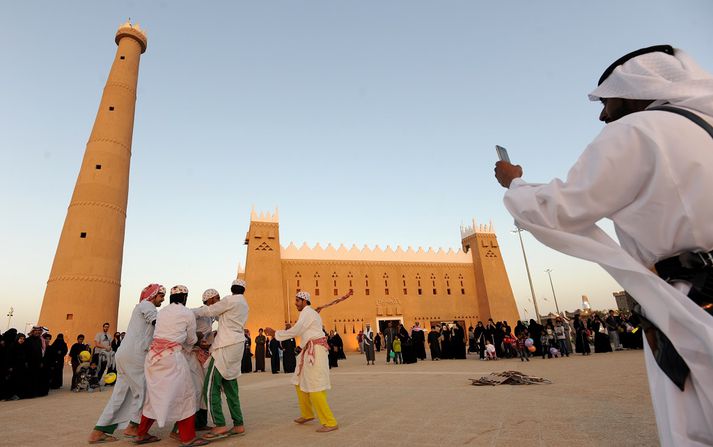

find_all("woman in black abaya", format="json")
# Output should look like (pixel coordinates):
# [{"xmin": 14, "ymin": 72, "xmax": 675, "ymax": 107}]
[{"xmin": 48, "ymin": 334, "xmax": 68, "ymax": 389}]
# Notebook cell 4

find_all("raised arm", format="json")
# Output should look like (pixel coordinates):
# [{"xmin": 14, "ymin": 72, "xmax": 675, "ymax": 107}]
[{"xmin": 194, "ymin": 297, "xmax": 232, "ymax": 318}]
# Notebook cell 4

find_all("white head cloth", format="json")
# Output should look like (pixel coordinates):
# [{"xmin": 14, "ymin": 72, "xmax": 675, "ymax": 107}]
[
  {"xmin": 202, "ymin": 288, "xmax": 219, "ymax": 302},
  {"xmin": 588, "ymin": 48, "xmax": 713, "ymax": 117},
  {"xmin": 232, "ymin": 279, "xmax": 246, "ymax": 288},
  {"xmin": 170, "ymin": 285, "xmax": 188, "ymax": 295},
  {"xmin": 296, "ymin": 291, "xmax": 311, "ymax": 303}
]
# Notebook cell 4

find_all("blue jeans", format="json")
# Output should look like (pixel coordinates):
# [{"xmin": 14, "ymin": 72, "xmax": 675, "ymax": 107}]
[
  {"xmin": 558, "ymin": 339, "xmax": 569, "ymax": 356},
  {"xmin": 393, "ymin": 352, "xmax": 402, "ymax": 364}
]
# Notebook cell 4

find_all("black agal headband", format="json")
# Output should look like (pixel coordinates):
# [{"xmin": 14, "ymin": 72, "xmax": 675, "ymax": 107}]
[{"xmin": 597, "ymin": 45, "xmax": 675, "ymax": 86}]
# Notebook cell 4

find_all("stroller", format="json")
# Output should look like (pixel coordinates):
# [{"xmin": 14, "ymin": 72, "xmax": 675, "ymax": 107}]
[{"xmin": 74, "ymin": 361, "xmax": 102, "ymax": 392}]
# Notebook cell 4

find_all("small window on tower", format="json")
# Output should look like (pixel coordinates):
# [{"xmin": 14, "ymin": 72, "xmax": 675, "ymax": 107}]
[
  {"xmin": 66, "ymin": 313, "xmax": 73, "ymax": 320},
  {"xmin": 120, "ymin": 56, "xmax": 125, "ymax": 60},
  {"xmin": 403, "ymin": 288, "xmax": 407, "ymax": 295},
  {"xmin": 109, "ymin": 106, "xmax": 115, "ymax": 111},
  {"xmin": 418, "ymin": 288, "xmax": 422, "ymax": 295},
  {"xmin": 80, "ymin": 232, "xmax": 87, "ymax": 238},
  {"xmin": 315, "ymin": 289, "xmax": 320, "ymax": 296},
  {"xmin": 385, "ymin": 289, "xmax": 389, "ymax": 295},
  {"xmin": 95, "ymin": 164, "xmax": 102, "ymax": 170},
  {"xmin": 447, "ymin": 289, "xmax": 451, "ymax": 295},
  {"xmin": 365, "ymin": 289, "xmax": 370, "ymax": 296},
  {"xmin": 461, "ymin": 288, "xmax": 465, "ymax": 295}
]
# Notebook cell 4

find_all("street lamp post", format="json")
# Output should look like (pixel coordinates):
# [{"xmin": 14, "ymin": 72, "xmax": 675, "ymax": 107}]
[
  {"xmin": 545, "ymin": 268, "xmax": 561, "ymax": 314},
  {"xmin": 513, "ymin": 227, "xmax": 541, "ymax": 322}
]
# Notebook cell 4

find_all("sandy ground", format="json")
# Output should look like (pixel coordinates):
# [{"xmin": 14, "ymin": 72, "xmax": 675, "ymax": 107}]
[{"xmin": 0, "ymin": 350, "xmax": 657, "ymax": 447}]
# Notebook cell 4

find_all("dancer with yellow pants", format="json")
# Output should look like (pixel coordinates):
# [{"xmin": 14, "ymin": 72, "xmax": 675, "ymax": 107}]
[{"xmin": 266, "ymin": 291, "xmax": 338, "ymax": 432}]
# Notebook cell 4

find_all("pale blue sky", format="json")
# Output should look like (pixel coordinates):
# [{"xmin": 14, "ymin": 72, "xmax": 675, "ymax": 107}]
[{"xmin": 1, "ymin": 1, "xmax": 712, "ymax": 331}]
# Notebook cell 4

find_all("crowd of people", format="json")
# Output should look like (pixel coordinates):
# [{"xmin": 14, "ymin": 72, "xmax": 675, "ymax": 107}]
[
  {"xmin": 0, "ymin": 320, "xmax": 133, "ymax": 401},
  {"xmin": 348, "ymin": 311, "xmax": 642, "ymax": 366},
  {"xmin": 0, "ymin": 326, "xmax": 68, "ymax": 400},
  {"xmin": 0, "ymin": 306, "xmax": 642, "ymax": 406}
]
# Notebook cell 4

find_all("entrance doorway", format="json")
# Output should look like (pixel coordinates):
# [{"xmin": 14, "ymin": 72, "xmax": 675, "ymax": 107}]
[{"xmin": 376, "ymin": 317, "xmax": 403, "ymax": 335}]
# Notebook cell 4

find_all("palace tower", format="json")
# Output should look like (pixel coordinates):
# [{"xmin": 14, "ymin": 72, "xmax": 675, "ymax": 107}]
[{"xmin": 38, "ymin": 22, "xmax": 148, "ymax": 340}]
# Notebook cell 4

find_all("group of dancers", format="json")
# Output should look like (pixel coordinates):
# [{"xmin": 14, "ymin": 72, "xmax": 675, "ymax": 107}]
[{"xmin": 87, "ymin": 280, "xmax": 340, "ymax": 446}]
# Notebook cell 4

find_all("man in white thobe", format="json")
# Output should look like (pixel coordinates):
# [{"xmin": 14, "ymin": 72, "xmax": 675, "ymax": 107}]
[
  {"xmin": 193, "ymin": 279, "xmax": 249, "ymax": 440},
  {"xmin": 87, "ymin": 284, "xmax": 164, "ymax": 444},
  {"xmin": 266, "ymin": 291, "xmax": 338, "ymax": 433},
  {"xmin": 185, "ymin": 289, "xmax": 216, "ymax": 432},
  {"xmin": 495, "ymin": 45, "xmax": 713, "ymax": 446},
  {"xmin": 135, "ymin": 285, "xmax": 206, "ymax": 446}
]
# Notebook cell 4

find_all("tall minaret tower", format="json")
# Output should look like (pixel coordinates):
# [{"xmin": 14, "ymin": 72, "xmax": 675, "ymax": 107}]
[{"xmin": 38, "ymin": 22, "xmax": 147, "ymax": 341}]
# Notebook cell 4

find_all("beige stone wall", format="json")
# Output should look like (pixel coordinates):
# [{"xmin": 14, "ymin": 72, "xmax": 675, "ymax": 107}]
[{"xmin": 243, "ymin": 213, "xmax": 521, "ymax": 352}]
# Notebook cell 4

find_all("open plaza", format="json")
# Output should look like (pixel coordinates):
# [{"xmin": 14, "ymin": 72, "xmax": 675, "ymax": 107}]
[{"xmin": 0, "ymin": 350, "xmax": 657, "ymax": 447}]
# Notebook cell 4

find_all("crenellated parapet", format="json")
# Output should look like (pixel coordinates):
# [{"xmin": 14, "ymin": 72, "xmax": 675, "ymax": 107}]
[
  {"xmin": 460, "ymin": 218, "xmax": 495, "ymax": 239},
  {"xmin": 250, "ymin": 206, "xmax": 279, "ymax": 223},
  {"xmin": 281, "ymin": 242, "xmax": 471, "ymax": 263}
]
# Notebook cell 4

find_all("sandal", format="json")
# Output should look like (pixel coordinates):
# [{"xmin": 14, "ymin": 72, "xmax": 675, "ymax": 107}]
[
  {"xmin": 201, "ymin": 431, "xmax": 229, "ymax": 440},
  {"xmin": 227, "ymin": 426, "xmax": 246, "ymax": 437},
  {"xmin": 316, "ymin": 425, "xmax": 339, "ymax": 433},
  {"xmin": 182, "ymin": 437, "xmax": 211, "ymax": 446},
  {"xmin": 293, "ymin": 417, "xmax": 315, "ymax": 424},
  {"xmin": 88, "ymin": 433, "xmax": 119, "ymax": 444},
  {"xmin": 133, "ymin": 434, "xmax": 161, "ymax": 444}
]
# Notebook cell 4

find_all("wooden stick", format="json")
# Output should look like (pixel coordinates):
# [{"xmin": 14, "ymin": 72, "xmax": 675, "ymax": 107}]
[{"xmin": 315, "ymin": 290, "xmax": 354, "ymax": 313}]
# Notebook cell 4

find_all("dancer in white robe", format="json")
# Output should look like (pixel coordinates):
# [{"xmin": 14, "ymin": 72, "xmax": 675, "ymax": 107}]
[
  {"xmin": 495, "ymin": 46, "xmax": 713, "ymax": 446},
  {"xmin": 266, "ymin": 291, "xmax": 338, "ymax": 433},
  {"xmin": 193, "ymin": 280, "xmax": 248, "ymax": 440},
  {"xmin": 134, "ymin": 285, "xmax": 208, "ymax": 446},
  {"xmin": 87, "ymin": 284, "xmax": 164, "ymax": 444},
  {"xmin": 185, "ymin": 289, "xmax": 216, "ymax": 431}
]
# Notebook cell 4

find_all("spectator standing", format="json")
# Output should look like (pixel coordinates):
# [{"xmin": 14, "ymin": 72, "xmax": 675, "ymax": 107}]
[
  {"xmin": 254, "ymin": 329, "xmax": 266, "ymax": 372},
  {"xmin": 93, "ymin": 322, "xmax": 112, "ymax": 379},
  {"xmin": 605, "ymin": 310, "xmax": 623, "ymax": 350},
  {"xmin": 555, "ymin": 320, "xmax": 570, "ymax": 357},
  {"xmin": 48, "ymin": 333, "xmax": 68, "ymax": 389},
  {"xmin": 281, "ymin": 324, "xmax": 297, "ymax": 374},
  {"xmin": 427, "ymin": 326, "xmax": 441, "ymax": 360},
  {"xmin": 363, "ymin": 324, "xmax": 375, "ymax": 365}
]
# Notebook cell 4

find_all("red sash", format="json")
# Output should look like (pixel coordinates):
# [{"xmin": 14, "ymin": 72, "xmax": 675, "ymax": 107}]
[{"xmin": 295, "ymin": 337, "xmax": 329, "ymax": 377}]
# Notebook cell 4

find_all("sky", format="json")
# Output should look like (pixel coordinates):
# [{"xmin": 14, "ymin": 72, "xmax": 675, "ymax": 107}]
[{"xmin": 1, "ymin": 1, "xmax": 712, "ymax": 332}]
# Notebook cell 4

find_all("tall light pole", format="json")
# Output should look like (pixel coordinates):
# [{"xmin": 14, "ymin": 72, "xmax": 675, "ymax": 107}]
[
  {"xmin": 545, "ymin": 268, "xmax": 561, "ymax": 314},
  {"xmin": 513, "ymin": 227, "xmax": 541, "ymax": 322}
]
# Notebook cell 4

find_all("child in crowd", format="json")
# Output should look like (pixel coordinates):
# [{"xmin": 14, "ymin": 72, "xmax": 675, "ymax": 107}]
[
  {"xmin": 392, "ymin": 337, "xmax": 402, "ymax": 364},
  {"xmin": 86, "ymin": 362, "xmax": 100, "ymax": 391},
  {"xmin": 485, "ymin": 341, "xmax": 497, "ymax": 360},
  {"xmin": 517, "ymin": 333, "xmax": 530, "ymax": 362},
  {"xmin": 503, "ymin": 334, "xmax": 517, "ymax": 358},
  {"xmin": 540, "ymin": 331, "xmax": 550, "ymax": 359},
  {"xmin": 550, "ymin": 346, "xmax": 562, "ymax": 358}
]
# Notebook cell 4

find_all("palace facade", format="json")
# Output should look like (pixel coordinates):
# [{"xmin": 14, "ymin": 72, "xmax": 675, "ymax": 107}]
[{"xmin": 242, "ymin": 209, "xmax": 520, "ymax": 351}]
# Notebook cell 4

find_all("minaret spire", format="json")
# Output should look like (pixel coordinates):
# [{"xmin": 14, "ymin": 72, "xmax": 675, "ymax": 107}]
[{"xmin": 38, "ymin": 23, "xmax": 148, "ymax": 341}]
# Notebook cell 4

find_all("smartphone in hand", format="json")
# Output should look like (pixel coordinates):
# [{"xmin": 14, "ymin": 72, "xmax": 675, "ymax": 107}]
[{"xmin": 495, "ymin": 145, "xmax": 511, "ymax": 163}]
